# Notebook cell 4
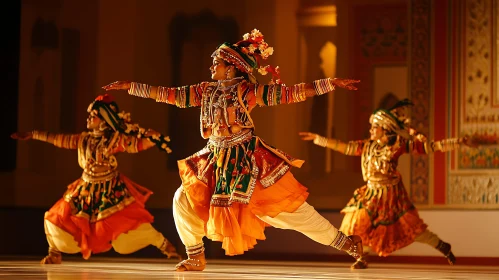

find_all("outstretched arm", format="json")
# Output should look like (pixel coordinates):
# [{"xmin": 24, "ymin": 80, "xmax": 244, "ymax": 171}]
[
  {"xmin": 253, "ymin": 78, "xmax": 359, "ymax": 106},
  {"xmin": 299, "ymin": 132, "xmax": 364, "ymax": 156},
  {"xmin": 102, "ymin": 81, "xmax": 208, "ymax": 108},
  {"xmin": 407, "ymin": 136, "xmax": 474, "ymax": 154},
  {"xmin": 110, "ymin": 130, "xmax": 171, "ymax": 154},
  {"xmin": 11, "ymin": 131, "xmax": 80, "ymax": 149}
]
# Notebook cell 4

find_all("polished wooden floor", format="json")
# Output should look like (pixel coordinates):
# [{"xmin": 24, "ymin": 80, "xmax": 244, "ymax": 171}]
[{"xmin": 0, "ymin": 257, "xmax": 498, "ymax": 280}]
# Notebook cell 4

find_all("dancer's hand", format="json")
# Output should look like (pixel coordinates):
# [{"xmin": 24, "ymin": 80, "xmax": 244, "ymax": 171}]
[
  {"xmin": 461, "ymin": 135, "xmax": 479, "ymax": 148},
  {"xmin": 11, "ymin": 132, "xmax": 33, "ymax": 140},
  {"xmin": 409, "ymin": 128, "xmax": 428, "ymax": 142},
  {"xmin": 299, "ymin": 132, "xmax": 318, "ymax": 141},
  {"xmin": 331, "ymin": 78, "xmax": 360, "ymax": 91},
  {"xmin": 102, "ymin": 81, "xmax": 132, "ymax": 91}
]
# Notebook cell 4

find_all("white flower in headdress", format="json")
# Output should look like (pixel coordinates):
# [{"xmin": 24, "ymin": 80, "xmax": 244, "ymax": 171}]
[
  {"xmin": 258, "ymin": 42, "xmax": 269, "ymax": 52},
  {"xmin": 250, "ymin": 29, "xmax": 263, "ymax": 39},
  {"xmin": 243, "ymin": 33, "xmax": 250, "ymax": 40},
  {"xmin": 248, "ymin": 44, "xmax": 257, "ymax": 54},
  {"xmin": 261, "ymin": 47, "xmax": 274, "ymax": 59}
]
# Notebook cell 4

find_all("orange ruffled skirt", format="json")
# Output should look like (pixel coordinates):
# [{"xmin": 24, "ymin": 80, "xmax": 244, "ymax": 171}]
[
  {"xmin": 179, "ymin": 156, "xmax": 308, "ymax": 256},
  {"xmin": 44, "ymin": 174, "xmax": 154, "ymax": 259},
  {"xmin": 340, "ymin": 181, "xmax": 427, "ymax": 256}
]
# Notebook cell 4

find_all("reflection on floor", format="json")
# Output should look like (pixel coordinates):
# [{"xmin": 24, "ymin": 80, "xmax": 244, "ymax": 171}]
[{"xmin": 0, "ymin": 257, "xmax": 498, "ymax": 280}]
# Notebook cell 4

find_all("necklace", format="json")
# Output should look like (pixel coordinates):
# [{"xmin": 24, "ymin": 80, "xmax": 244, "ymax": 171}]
[
  {"xmin": 218, "ymin": 76, "xmax": 244, "ymax": 84},
  {"xmin": 218, "ymin": 80, "xmax": 243, "ymax": 91},
  {"xmin": 91, "ymin": 130, "xmax": 105, "ymax": 138}
]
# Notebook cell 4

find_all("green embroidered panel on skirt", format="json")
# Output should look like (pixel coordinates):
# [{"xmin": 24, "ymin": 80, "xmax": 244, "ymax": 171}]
[
  {"xmin": 210, "ymin": 137, "xmax": 258, "ymax": 206},
  {"xmin": 67, "ymin": 178, "xmax": 133, "ymax": 222}
]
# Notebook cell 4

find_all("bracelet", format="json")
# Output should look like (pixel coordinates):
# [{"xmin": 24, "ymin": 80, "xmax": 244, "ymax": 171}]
[
  {"xmin": 186, "ymin": 243, "xmax": 205, "ymax": 256},
  {"xmin": 313, "ymin": 78, "xmax": 336, "ymax": 95},
  {"xmin": 330, "ymin": 231, "xmax": 349, "ymax": 250},
  {"xmin": 156, "ymin": 86, "xmax": 170, "ymax": 103},
  {"xmin": 313, "ymin": 136, "xmax": 328, "ymax": 147},
  {"xmin": 128, "ymin": 82, "xmax": 151, "ymax": 98},
  {"xmin": 32, "ymin": 130, "xmax": 47, "ymax": 141}
]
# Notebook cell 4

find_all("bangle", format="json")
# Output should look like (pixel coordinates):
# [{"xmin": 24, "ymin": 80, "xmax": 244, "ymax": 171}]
[
  {"xmin": 314, "ymin": 136, "xmax": 328, "ymax": 147},
  {"xmin": 128, "ymin": 82, "xmax": 151, "ymax": 98},
  {"xmin": 313, "ymin": 78, "xmax": 336, "ymax": 95}
]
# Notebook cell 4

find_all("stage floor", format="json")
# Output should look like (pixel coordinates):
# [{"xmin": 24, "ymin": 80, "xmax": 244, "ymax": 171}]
[{"xmin": 1, "ymin": 257, "xmax": 498, "ymax": 280}]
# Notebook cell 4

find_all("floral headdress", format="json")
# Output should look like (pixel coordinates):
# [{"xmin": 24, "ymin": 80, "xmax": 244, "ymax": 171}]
[
  {"xmin": 87, "ymin": 94, "xmax": 171, "ymax": 153},
  {"xmin": 212, "ymin": 29, "xmax": 282, "ymax": 84}
]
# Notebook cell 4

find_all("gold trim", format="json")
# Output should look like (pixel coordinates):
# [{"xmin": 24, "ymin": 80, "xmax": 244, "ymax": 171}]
[
  {"xmin": 69, "ymin": 196, "xmax": 136, "ymax": 223},
  {"xmin": 260, "ymin": 162, "xmax": 290, "ymax": 188},
  {"xmin": 81, "ymin": 171, "xmax": 118, "ymax": 183},
  {"xmin": 207, "ymin": 129, "xmax": 253, "ymax": 149}
]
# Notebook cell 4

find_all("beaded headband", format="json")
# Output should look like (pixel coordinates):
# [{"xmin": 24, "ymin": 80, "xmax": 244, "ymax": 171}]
[{"xmin": 370, "ymin": 109, "xmax": 410, "ymax": 139}]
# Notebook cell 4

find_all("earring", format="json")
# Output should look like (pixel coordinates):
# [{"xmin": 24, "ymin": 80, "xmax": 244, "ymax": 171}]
[
  {"xmin": 225, "ymin": 70, "xmax": 231, "ymax": 80},
  {"xmin": 99, "ymin": 122, "xmax": 108, "ymax": 131}
]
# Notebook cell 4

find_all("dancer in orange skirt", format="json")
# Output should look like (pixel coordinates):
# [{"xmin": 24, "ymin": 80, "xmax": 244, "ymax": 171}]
[
  {"xmin": 103, "ymin": 29, "xmax": 365, "ymax": 270},
  {"xmin": 11, "ymin": 94, "xmax": 180, "ymax": 264},
  {"xmin": 300, "ymin": 99, "xmax": 477, "ymax": 268}
]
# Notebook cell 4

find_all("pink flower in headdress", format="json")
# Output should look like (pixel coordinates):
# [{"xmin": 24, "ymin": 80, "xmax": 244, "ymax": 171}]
[
  {"xmin": 258, "ymin": 65, "xmax": 282, "ymax": 84},
  {"xmin": 95, "ymin": 94, "xmax": 114, "ymax": 104}
]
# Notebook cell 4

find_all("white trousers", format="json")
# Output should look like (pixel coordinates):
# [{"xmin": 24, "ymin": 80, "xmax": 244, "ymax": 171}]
[
  {"xmin": 44, "ymin": 220, "xmax": 165, "ymax": 254},
  {"xmin": 172, "ymin": 186, "xmax": 339, "ymax": 247}
]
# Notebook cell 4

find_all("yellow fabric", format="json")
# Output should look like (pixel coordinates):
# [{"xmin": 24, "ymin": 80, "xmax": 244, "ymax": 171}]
[
  {"xmin": 111, "ymin": 223, "xmax": 165, "ymax": 254},
  {"xmin": 45, "ymin": 220, "xmax": 80, "ymax": 254},
  {"xmin": 44, "ymin": 219, "xmax": 165, "ymax": 255},
  {"xmin": 414, "ymin": 229, "xmax": 441, "ymax": 248},
  {"xmin": 173, "ymin": 186, "xmax": 205, "ymax": 247},
  {"xmin": 258, "ymin": 202, "xmax": 339, "ymax": 245}
]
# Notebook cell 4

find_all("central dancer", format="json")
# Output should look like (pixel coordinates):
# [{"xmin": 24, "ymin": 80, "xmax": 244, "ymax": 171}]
[{"xmin": 104, "ymin": 29, "xmax": 365, "ymax": 271}]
